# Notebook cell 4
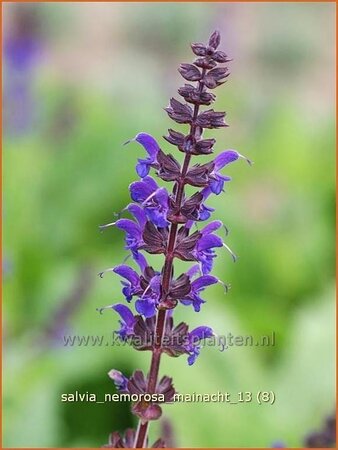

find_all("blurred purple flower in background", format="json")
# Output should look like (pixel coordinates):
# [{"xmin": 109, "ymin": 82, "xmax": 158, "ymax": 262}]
[{"xmin": 3, "ymin": 5, "xmax": 44, "ymax": 136}]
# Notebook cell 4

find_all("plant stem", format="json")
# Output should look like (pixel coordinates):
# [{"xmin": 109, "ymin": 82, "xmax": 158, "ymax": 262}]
[
  {"xmin": 134, "ymin": 420, "xmax": 149, "ymax": 449},
  {"xmin": 134, "ymin": 70, "xmax": 206, "ymax": 448}
]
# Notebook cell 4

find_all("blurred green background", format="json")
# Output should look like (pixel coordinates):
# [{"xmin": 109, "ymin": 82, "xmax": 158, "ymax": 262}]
[{"xmin": 3, "ymin": 2, "xmax": 335, "ymax": 448}]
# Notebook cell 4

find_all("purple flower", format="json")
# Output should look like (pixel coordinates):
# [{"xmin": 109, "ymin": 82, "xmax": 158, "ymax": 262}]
[
  {"xmin": 125, "ymin": 133, "xmax": 160, "ymax": 178},
  {"xmin": 199, "ymin": 202, "xmax": 215, "ymax": 221},
  {"xmin": 132, "ymin": 251, "xmax": 148, "ymax": 273},
  {"xmin": 135, "ymin": 298, "xmax": 156, "ymax": 318},
  {"xmin": 118, "ymin": 203, "xmax": 148, "ymax": 254},
  {"xmin": 113, "ymin": 265, "xmax": 142, "ymax": 302},
  {"xmin": 113, "ymin": 304, "xmax": 137, "ymax": 340},
  {"xmin": 126, "ymin": 203, "xmax": 147, "ymax": 229},
  {"xmin": 196, "ymin": 187, "xmax": 214, "ymax": 221},
  {"xmin": 180, "ymin": 275, "xmax": 218, "ymax": 312},
  {"xmin": 99, "ymin": 203, "xmax": 147, "ymax": 255},
  {"xmin": 98, "ymin": 303, "xmax": 136, "ymax": 340},
  {"xmin": 129, "ymin": 176, "xmax": 170, "ymax": 228},
  {"xmin": 108, "ymin": 369, "xmax": 129, "ymax": 392},
  {"xmin": 129, "ymin": 176, "xmax": 158, "ymax": 203},
  {"xmin": 200, "ymin": 220, "xmax": 223, "ymax": 235},
  {"xmin": 192, "ymin": 222, "xmax": 223, "ymax": 274},
  {"xmin": 192, "ymin": 221, "xmax": 236, "ymax": 274},
  {"xmin": 135, "ymin": 275, "xmax": 161, "ymax": 318},
  {"xmin": 184, "ymin": 326, "xmax": 214, "ymax": 365},
  {"xmin": 5, "ymin": 35, "xmax": 41, "ymax": 71},
  {"xmin": 271, "ymin": 442, "xmax": 285, "ymax": 448},
  {"xmin": 113, "ymin": 261, "xmax": 162, "ymax": 313},
  {"xmin": 194, "ymin": 234, "xmax": 223, "ymax": 274},
  {"xmin": 209, "ymin": 150, "xmax": 251, "ymax": 195},
  {"xmin": 115, "ymin": 218, "xmax": 144, "ymax": 254}
]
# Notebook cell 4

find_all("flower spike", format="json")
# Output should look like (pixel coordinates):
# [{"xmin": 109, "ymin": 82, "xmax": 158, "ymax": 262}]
[{"xmin": 97, "ymin": 30, "xmax": 250, "ymax": 447}]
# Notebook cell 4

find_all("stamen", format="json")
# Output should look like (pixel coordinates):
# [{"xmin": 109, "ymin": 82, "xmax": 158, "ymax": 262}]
[
  {"xmin": 142, "ymin": 284, "xmax": 151, "ymax": 298},
  {"xmin": 98, "ymin": 268, "xmax": 115, "ymax": 278},
  {"xmin": 96, "ymin": 305, "xmax": 114, "ymax": 315},
  {"xmin": 238, "ymin": 153, "xmax": 253, "ymax": 166},
  {"xmin": 99, "ymin": 221, "xmax": 116, "ymax": 231},
  {"xmin": 142, "ymin": 188, "xmax": 161, "ymax": 205},
  {"xmin": 218, "ymin": 279, "xmax": 231, "ymax": 293},
  {"xmin": 223, "ymin": 243, "xmax": 237, "ymax": 262},
  {"xmin": 222, "ymin": 224, "xmax": 229, "ymax": 236},
  {"xmin": 122, "ymin": 254, "xmax": 131, "ymax": 264},
  {"xmin": 123, "ymin": 138, "xmax": 134, "ymax": 146}
]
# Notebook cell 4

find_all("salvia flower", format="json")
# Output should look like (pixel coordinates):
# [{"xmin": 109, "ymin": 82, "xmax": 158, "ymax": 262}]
[
  {"xmin": 184, "ymin": 326, "xmax": 214, "ymax": 365},
  {"xmin": 180, "ymin": 274, "xmax": 218, "ymax": 312},
  {"xmin": 130, "ymin": 176, "xmax": 170, "ymax": 228},
  {"xmin": 209, "ymin": 150, "xmax": 252, "ymax": 194},
  {"xmin": 108, "ymin": 369, "xmax": 129, "ymax": 392},
  {"xmin": 99, "ymin": 203, "xmax": 147, "ymax": 256},
  {"xmin": 113, "ymin": 264, "xmax": 142, "ymax": 301},
  {"xmin": 135, "ymin": 274, "xmax": 162, "ymax": 318},
  {"xmin": 126, "ymin": 133, "xmax": 160, "ymax": 178},
  {"xmin": 193, "ymin": 231, "xmax": 223, "ymax": 274},
  {"xmin": 97, "ymin": 303, "xmax": 136, "ymax": 341},
  {"xmin": 98, "ymin": 30, "xmax": 250, "ymax": 447}
]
